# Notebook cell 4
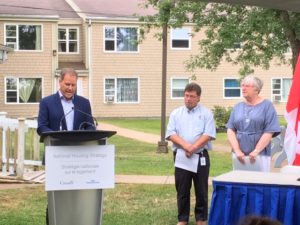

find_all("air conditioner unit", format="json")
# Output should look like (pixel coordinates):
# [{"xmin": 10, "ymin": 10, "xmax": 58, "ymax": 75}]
[{"xmin": 106, "ymin": 95, "xmax": 115, "ymax": 103}]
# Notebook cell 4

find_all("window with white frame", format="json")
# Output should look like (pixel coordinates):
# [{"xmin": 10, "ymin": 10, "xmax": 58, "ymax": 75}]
[
  {"xmin": 171, "ymin": 28, "xmax": 191, "ymax": 49},
  {"xmin": 104, "ymin": 78, "xmax": 138, "ymax": 103},
  {"xmin": 104, "ymin": 26, "xmax": 138, "ymax": 52},
  {"xmin": 5, "ymin": 24, "xmax": 42, "ymax": 50},
  {"xmin": 171, "ymin": 78, "xmax": 189, "ymax": 98},
  {"xmin": 272, "ymin": 78, "xmax": 292, "ymax": 102},
  {"xmin": 58, "ymin": 27, "xmax": 79, "ymax": 53},
  {"xmin": 224, "ymin": 78, "xmax": 241, "ymax": 98},
  {"xmin": 5, "ymin": 77, "xmax": 42, "ymax": 103}
]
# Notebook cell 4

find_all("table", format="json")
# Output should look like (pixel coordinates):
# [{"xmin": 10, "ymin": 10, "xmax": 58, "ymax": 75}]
[{"xmin": 208, "ymin": 171, "xmax": 300, "ymax": 225}]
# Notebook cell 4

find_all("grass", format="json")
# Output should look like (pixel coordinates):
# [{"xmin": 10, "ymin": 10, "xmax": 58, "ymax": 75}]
[
  {"xmin": 0, "ymin": 118, "xmax": 232, "ymax": 224},
  {"xmin": 109, "ymin": 135, "xmax": 232, "ymax": 177},
  {"xmin": 0, "ymin": 184, "xmax": 213, "ymax": 225},
  {"xmin": 0, "ymin": 186, "xmax": 46, "ymax": 225},
  {"xmin": 102, "ymin": 118, "xmax": 163, "ymax": 135}
]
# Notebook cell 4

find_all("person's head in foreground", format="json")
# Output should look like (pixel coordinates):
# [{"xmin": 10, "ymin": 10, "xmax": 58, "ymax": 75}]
[{"xmin": 238, "ymin": 215, "xmax": 283, "ymax": 225}]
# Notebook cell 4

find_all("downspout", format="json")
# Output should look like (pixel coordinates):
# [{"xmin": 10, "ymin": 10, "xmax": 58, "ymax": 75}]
[
  {"xmin": 53, "ymin": 23, "xmax": 58, "ymax": 93},
  {"xmin": 88, "ymin": 19, "xmax": 92, "ymax": 104}
]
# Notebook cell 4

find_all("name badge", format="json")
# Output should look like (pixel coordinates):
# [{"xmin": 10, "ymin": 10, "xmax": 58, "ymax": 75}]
[{"xmin": 200, "ymin": 157, "xmax": 206, "ymax": 166}]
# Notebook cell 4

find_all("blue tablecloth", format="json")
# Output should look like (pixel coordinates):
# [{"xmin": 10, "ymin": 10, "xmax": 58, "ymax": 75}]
[{"xmin": 208, "ymin": 171, "xmax": 300, "ymax": 225}]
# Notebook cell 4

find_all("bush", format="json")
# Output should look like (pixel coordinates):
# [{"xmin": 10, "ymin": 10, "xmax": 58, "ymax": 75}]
[{"xmin": 212, "ymin": 105, "xmax": 232, "ymax": 132}]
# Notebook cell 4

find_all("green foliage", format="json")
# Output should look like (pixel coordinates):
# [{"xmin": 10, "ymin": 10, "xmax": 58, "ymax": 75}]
[
  {"xmin": 278, "ymin": 115, "xmax": 287, "ymax": 126},
  {"xmin": 212, "ymin": 105, "xmax": 232, "ymax": 130},
  {"xmin": 139, "ymin": 1, "xmax": 300, "ymax": 74}
]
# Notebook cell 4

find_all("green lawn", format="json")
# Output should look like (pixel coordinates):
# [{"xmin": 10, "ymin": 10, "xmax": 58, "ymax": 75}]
[
  {"xmin": 102, "ymin": 118, "xmax": 163, "ymax": 135},
  {"xmin": 0, "ymin": 184, "xmax": 213, "ymax": 225},
  {"xmin": 109, "ymin": 135, "xmax": 232, "ymax": 177},
  {"xmin": 0, "ymin": 118, "xmax": 233, "ymax": 225}
]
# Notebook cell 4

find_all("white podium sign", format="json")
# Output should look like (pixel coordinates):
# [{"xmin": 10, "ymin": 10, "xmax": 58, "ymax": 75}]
[{"xmin": 45, "ymin": 145, "xmax": 115, "ymax": 191}]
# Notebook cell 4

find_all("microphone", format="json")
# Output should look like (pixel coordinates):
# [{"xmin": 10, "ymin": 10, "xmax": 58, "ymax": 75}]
[
  {"xmin": 72, "ymin": 106, "xmax": 98, "ymax": 130},
  {"xmin": 59, "ymin": 107, "xmax": 74, "ymax": 131}
]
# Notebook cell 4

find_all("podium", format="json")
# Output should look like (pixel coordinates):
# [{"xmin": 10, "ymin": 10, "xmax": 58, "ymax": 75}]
[{"xmin": 40, "ymin": 130, "xmax": 116, "ymax": 225}]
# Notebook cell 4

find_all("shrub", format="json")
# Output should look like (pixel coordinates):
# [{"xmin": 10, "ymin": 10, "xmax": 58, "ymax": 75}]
[{"xmin": 212, "ymin": 105, "xmax": 232, "ymax": 132}]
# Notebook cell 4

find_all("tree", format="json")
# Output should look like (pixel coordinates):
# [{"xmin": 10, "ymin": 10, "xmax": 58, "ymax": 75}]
[
  {"xmin": 140, "ymin": 1, "xmax": 300, "ymax": 76},
  {"xmin": 139, "ymin": 0, "xmax": 177, "ymax": 153}
]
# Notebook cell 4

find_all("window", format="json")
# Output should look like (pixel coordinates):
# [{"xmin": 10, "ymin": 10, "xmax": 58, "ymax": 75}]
[
  {"xmin": 5, "ymin": 77, "xmax": 42, "ymax": 103},
  {"xmin": 171, "ymin": 78, "xmax": 189, "ymax": 98},
  {"xmin": 5, "ymin": 24, "xmax": 42, "ymax": 50},
  {"xmin": 272, "ymin": 78, "xmax": 292, "ymax": 102},
  {"xmin": 224, "ymin": 78, "xmax": 241, "ymax": 98},
  {"xmin": 226, "ymin": 42, "xmax": 242, "ymax": 52},
  {"xmin": 171, "ymin": 28, "xmax": 191, "ymax": 49},
  {"xmin": 58, "ymin": 27, "xmax": 79, "ymax": 53},
  {"xmin": 104, "ymin": 26, "xmax": 138, "ymax": 52},
  {"xmin": 104, "ymin": 78, "xmax": 139, "ymax": 103}
]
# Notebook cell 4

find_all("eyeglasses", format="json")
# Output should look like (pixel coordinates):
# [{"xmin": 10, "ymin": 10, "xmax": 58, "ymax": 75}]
[{"xmin": 241, "ymin": 84, "xmax": 254, "ymax": 88}]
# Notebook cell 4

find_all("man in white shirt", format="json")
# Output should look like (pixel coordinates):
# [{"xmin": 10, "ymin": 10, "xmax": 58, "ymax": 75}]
[{"xmin": 166, "ymin": 83, "xmax": 216, "ymax": 225}]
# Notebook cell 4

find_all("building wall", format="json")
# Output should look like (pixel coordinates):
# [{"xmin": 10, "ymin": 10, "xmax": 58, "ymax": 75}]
[
  {"xmin": 58, "ymin": 19, "xmax": 86, "ymax": 62},
  {"xmin": 88, "ymin": 22, "xmax": 292, "ymax": 118},
  {"xmin": 0, "ymin": 20, "xmax": 56, "ymax": 118},
  {"xmin": 0, "ymin": 17, "xmax": 293, "ymax": 119},
  {"xmin": 90, "ymin": 22, "xmax": 163, "ymax": 117}
]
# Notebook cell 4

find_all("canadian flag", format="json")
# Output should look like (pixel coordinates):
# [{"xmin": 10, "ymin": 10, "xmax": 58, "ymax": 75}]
[{"xmin": 284, "ymin": 54, "xmax": 300, "ymax": 165}]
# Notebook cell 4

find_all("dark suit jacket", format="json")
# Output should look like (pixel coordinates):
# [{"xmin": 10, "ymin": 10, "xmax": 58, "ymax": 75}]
[{"xmin": 37, "ymin": 92, "xmax": 96, "ymax": 135}]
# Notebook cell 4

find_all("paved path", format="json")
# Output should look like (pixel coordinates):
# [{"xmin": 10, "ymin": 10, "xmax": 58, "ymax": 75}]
[
  {"xmin": 99, "ymin": 122, "xmax": 163, "ymax": 144},
  {"xmin": 100, "ymin": 122, "xmax": 231, "ymax": 152}
]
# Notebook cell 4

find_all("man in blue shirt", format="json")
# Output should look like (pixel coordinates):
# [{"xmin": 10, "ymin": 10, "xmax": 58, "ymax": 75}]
[{"xmin": 166, "ymin": 83, "xmax": 216, "ymax": 225}]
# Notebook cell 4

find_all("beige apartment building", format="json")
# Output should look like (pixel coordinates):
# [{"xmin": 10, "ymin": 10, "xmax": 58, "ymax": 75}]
[{"xmin": 0, "ymin": 0, "xmax": 292, "ymax": 119}]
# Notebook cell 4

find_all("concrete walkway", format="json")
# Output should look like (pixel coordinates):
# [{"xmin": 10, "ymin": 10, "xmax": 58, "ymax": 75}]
[
  {"xmin": 99, "ymin": 122, "xmax": 163, "ymax": 144},
  {"xmin": 100, "ymin": 122, "xmax": 230, "ymax": 152}
]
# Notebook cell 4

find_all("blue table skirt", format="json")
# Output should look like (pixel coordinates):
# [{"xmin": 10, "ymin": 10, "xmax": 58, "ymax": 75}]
[{"xmin": 209, "ymin": 181, "xmax": 300, "ymax": 225}]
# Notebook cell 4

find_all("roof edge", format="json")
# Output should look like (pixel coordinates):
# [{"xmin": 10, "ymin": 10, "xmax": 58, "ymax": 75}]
[
  {"xmin": 85, "ymin": 16, "xmax": 139, "ymax": 22},
  {"xmin": 0, "ymin": 14, "xmax": 59, "ymax": 21}
]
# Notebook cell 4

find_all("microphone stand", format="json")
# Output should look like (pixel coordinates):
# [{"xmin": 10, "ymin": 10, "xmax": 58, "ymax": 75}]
[
  {"xmin": 59, "ymin": 107, "xmax": 74, "ymax": 131},
  {"xmin": 73, "ymin": 106, "xmax": 98, "ymax": 129}
]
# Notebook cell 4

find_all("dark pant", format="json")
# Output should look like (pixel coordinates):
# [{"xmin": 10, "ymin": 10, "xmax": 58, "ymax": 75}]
[
  {"xmin": 174, "ymin": 150, "xmax": 210, "ymax": 222},
  {"xmin": 46, "ymin": 206, "xmax": 49, "ymax": 225}
]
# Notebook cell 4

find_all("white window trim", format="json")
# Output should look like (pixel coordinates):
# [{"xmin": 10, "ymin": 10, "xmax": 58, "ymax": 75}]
[
  {"xmin": 271, "ymin": 77, "xmax": 292, "ymax": 103},
  {"xmin": 58, "ymin": 27, "xmax": 80, "ymax": 54},
  {"xmin": 103, "ymin": 77, "xmax": 140, "ymax": 104},
  {"xmin": 223, "ymin": 77, "xmax": 242, "ymax": 99},
  {"xmin": 170, "ymin": 77, "xmax": 190, "ymax": 99},
  {"xmin": 4, "ymin": 76, "xmax": 43, "ymax": 104},
  {"xmin": 4, "ymin": 23, "xmax": 43, "ymax": 52},
  {"xmin": 170, "ymin": 27, "xmax": 192, "ymax": 50},
  {"xmin": 103, "ymin": 26, "xmax": 139, "ymax": 53}
]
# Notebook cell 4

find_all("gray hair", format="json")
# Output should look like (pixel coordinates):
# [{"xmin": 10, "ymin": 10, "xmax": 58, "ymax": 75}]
[
  {"xmin": 60, "ymin": 68, "xmax": 78, "ymax": 80},
  {"xmin": 241, "ymin": 75, "xmax": 263, "ymax": 93}
]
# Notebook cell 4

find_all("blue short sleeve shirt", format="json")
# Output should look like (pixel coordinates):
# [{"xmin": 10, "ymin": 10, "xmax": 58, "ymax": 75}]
[{"xmin": 166, "ymin": 104, "xmax": 216, "ymax": 153}]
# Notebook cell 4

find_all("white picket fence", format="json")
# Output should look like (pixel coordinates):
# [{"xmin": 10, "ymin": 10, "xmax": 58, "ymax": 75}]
[{"xmin": 0, "ymin": 112, "xmax": 42, "ymax": 179}]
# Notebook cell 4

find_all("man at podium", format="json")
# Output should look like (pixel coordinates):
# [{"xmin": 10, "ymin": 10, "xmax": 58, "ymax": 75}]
[
  {"xmin": 37, "ymin": 67, "xmax": 96, "ymax": 135},
  {"xmin": 37, "ymin": 67, "xmax": 96, "ymax": 225}
]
